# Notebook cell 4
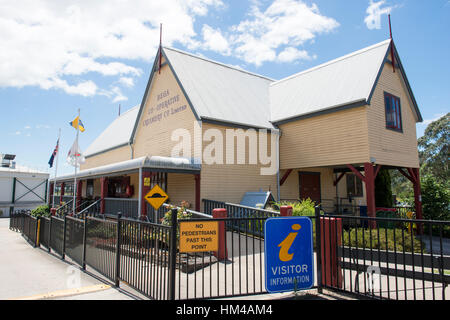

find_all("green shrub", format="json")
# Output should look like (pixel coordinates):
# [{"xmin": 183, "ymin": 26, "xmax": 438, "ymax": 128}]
[
  {"xmin": 342, "ymin": 227, "xmax": 424, "ymax": 253},
  {"xmin": 272, "ymin": 198, "xmax": 319, "ymax": 217},
  {"xmin": 30, "ymin": 204, "xmax": 50, "ymax": 218}
]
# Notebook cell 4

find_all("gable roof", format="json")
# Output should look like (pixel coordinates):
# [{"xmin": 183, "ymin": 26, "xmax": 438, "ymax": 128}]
[
  {"xmin": 84, "ymin": 106, "xmax": 139, "ymax": 157},
  {"xmin": 88, "ymin": 39, "xmax": 422, "ymax": 158},
  {"xmin": 162, "ymin": 47, "xmax": 276, "ymax": 129},
  {"xmin": 270, "ymin": 39, "xmax": 422, "ymax": 124},
  {"xmin": 270, "ymin": 39, "xmax": 391, "ymax": 123}
]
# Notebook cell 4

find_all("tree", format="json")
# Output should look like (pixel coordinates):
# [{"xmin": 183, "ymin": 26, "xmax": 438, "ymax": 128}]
[
  {"xmin": 407, "ymin": 175, "xmax": 449, "ymax": 221},
  {"xmin": 375, "ymin": 168, "xmax": 393, "ymax": 208},
  {"xmin": 418, "ymin": 113, "xmax": 449, "ymax": 183}
]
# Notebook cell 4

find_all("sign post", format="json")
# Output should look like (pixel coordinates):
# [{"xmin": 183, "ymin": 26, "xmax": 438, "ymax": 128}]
[{"xmin": 264, "ymin": 217, "xmax": 314, "ymax": 293}]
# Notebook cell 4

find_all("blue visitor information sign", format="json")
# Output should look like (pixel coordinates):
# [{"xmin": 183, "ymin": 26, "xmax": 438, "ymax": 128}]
[{"xmin": 264, "ymin": 217, "xmax": 314, "ymax": 293}]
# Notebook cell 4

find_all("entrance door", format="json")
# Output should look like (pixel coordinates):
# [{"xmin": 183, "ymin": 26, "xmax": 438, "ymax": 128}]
[{"xmin": 299, "ymin": 172, "xmax": 321, "ymax": 204}]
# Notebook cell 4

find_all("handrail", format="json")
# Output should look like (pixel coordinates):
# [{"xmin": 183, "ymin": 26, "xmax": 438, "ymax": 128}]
[
  {"xmin": 202, "ymin": 198, "xmax": 280, "ymax": 217},
  {"xmin": 162, "ymin": 203, "xmax": 212, "ymax": 219},
  {"xmin": 55, "ymin": 199, "xmax": 74, "ymax": 216},
  {"xmin": 75, "ymin": 198, "xmax": 101, "ymax": 218}
]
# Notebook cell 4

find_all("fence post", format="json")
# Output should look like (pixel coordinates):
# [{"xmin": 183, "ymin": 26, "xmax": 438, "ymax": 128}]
[
  {"xmin": 168, "ymin": 208, "xmax": 178, "ymax": 300},
  {"xmin": 62, "ymin": 214, "xmax": 67, "ymax": 260},
  {"xmin": 35, "ymin": 218, "xmax": 41, "ymax": 248},
  {"xmin": 82, "ymin": 215, "xmax": 87, "ymax": 270},
  {"xmin": 280, "ymin": 206, "xmax": 293, "ymax": 217},
  {"xmin": 48, "ymin": 216, "xmax": 52, "ymax": 253},
  {"xmin": 315, "ymin": 206, "xmax": 323, "ymax": 294},
  {"xmin": 115, "ymin": 213, "xmax": 122, "ymax": 287},
  {"xmin": 213, "ymin": 208, "xmax": 228, "ymax": 261}
]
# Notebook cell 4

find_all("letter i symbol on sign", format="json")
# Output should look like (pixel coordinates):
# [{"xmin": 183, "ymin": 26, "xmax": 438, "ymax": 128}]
[{"xmin": 278, "ymin": 224, "xmax": 301, "ymax": 262}]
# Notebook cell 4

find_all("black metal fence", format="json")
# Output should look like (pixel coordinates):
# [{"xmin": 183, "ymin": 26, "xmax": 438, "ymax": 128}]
[
  {"xmin": 316, "ymin": 209, "xmax": 449, "ymax": 300},
  {"xmin": 8, "ymin": 205, "xmax": 450, "ymax": 301}
]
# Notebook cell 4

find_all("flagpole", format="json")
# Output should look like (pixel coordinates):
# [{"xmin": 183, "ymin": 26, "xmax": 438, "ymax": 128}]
[
  {"xmin": 52, "ymin": 128, "xmax": 61, "ymax": 208},
  {"xmin": 73, "ymin": 109, "xmax": 80, "ymax": 215}
]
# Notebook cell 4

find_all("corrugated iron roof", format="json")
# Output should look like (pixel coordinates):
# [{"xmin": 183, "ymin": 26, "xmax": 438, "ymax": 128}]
[
  {"xmin": 84, "ymin": 39, "xmax": 422, "ymax": 160},
  {"xmin": 54, "ymin": 155, "xmax": 200, "ymax": 181},
  {"xmin": 163, "ymin": 47, "xmax": 276, "ymax": 129},
  {"xmin": 84, "ymin": 105, "xmax": 139, "ymax": 157},
  {"xmin": 270, "ymin": 39, "xmax": 391, "ymax": 123}
]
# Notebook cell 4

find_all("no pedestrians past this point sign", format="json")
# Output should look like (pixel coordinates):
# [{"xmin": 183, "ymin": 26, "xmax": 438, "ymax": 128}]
[
  {"xmin": 179, "ymin": 221, "xmax": 219, "ymax": 253},
  {"xmin": 264, "ymin": 217, "xmax": 314, "ymax": 293},
  {"xmin": 144, "ymin": 184, "xmax": 169, "ymax": 210}
]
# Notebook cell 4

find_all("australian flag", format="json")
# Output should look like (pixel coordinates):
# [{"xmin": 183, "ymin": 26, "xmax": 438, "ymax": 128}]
[{"xmin": 48, "ymin": 138, "xmax": 59, "ymax": 168}]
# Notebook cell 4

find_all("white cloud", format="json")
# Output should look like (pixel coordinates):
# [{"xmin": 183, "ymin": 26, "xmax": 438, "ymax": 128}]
[
  {"xmin": 118, "ymin": 77, "xmax": 135, "ymax": 88},
  {"xmin": 420, "ymin": 113, "xmax": 446, "ymax": 126},
  {"xmin": 228, "ymin": 0, "xmax": 339, "ymax": 66},
  {"xmin": 364, "ymin": 0, "xmax": 395, "ymax": 30},
  {"xmin": 0, "ymin": 0, "xmax": 222, "ymax": 98},
  {"xmin": 277, "ymin": 47, "xmax": 314, "ymax": 63},
  {"xmin": 201, "ymin": 25, "xmax": 231, "ymax": 55},
  {"xmin": 110, "ymin": 86, "xmax": 128, "ymax": 103}
]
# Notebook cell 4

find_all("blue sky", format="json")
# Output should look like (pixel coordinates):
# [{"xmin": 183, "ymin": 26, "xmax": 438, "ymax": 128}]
[{"xmin": 1, "ymin": 0, "xmax": 449, "ymax": 176}]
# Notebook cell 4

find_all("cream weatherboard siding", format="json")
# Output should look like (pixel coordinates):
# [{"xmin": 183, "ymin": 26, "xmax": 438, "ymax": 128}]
[
  {"xmin": 278, "ymin": 106, "xmax": 371, "ymax": 170},
  {"xmin": 133, "ymin": 59, "xmax": 200, "ymax": 160},
  {"xmin": 167, "ymin": 173, "xmax": 196, "ymax": 208},
  {"xmin": 367, "ymin": 62, "xmax": 420, "ymax": 168},
  {"xmin": 200, "ymin": 122, "xmax": 278, "ymax": 206},
  {"xmin": 81, "ymin": 145, "xmax": 131, "ymax": 170}
]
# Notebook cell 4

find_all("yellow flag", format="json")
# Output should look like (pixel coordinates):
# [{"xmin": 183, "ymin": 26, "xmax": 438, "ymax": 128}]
[{"xmin": 69, "ymin": 116, "xmax": 85, "ymax": 132}]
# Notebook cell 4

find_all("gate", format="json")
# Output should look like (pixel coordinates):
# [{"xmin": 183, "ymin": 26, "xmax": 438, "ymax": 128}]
[
  {"xmin": 9, "ymin": 204, "xmax": 450, "ymax": 300},
  {"xmin": 316, "ymin": 210, "xmax": 450, "ymax": 300}
]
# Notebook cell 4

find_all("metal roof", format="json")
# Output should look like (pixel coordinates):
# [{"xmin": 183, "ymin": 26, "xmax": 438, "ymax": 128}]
[
  {"xmin": 84, "ymin": 106, "xmax": 139, "ymax": 157},
  {"xmin": 86, "ymin": 39, "xmax": 422, "ymax": 160},
  {"xmin": 270, "ymin": 39, "xmax": 392, "ymax": 123},
  {"xmin": 163, "ymin": 47, "xmax": 276, "ymax": 129},
  {"xmin": 240, "ymin": 191, "xmax": 275, "ymax": 208},
  {"xmin": 54, "ymin": 156, "xmax": 201, "ymax": 182}
]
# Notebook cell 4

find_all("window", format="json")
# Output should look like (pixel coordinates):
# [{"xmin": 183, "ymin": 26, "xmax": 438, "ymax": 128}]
[
  {"xmin": 346, "ymin": 174, "xmax": 363, "ymax": 198},
  {"xmin": 385, "ymin": 92, "xmax": 402, "ymax": 131},
  {"xmin": 86, "ymin": 179, "xmax": 94, "ymax": 198}
]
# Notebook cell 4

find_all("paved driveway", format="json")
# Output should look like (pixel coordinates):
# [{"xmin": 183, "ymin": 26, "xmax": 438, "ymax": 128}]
[{"xmin": 0, "ymin": 218, "xmax": 134, "ymax": 300}]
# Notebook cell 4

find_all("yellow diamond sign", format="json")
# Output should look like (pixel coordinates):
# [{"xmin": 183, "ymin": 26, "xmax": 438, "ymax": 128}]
[{"xmin": 144, "ymin": 184, "xmax": 169, "ymax": 210}]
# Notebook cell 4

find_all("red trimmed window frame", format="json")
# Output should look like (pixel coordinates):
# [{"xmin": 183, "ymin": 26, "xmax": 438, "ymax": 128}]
[{"xmin": 384, "ymin": 92, "xmax": 403, "ymax": 132}]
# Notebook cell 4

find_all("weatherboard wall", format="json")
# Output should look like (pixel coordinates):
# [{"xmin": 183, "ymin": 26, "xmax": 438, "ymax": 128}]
[
  {"xmin": 199, "ymin": 122, "xmax": 278, "ymax": 206},
  {"xmin": 132, "ymin": 58, "xmax": 200, "ymax": 160},
  {"xmin": 367, "ymin": 62, "xmax": 420, "ymax": 168},
  {"xmin": 278, "ymin": 106, "xmax": 371, "ymax": 170},
  {"xmin": 80, "ymin": 145, "xmax": 130, "ymax": 170}
]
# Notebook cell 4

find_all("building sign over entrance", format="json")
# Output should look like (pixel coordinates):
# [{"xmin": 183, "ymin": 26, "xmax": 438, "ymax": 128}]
[
  {"xmin": 264, "ymin": 217, "xmax": 314, "ymax": 293},
  {"xmin": 142, "ymin": 89, "xmax": 187, "ymax": 127},
  {"xmin": 179, "ymin": 221, "xmax": 219, "ymax": 253},
  {"xmin": 144, "ymin": 184, "xmax": 169, "ymax": 210}
]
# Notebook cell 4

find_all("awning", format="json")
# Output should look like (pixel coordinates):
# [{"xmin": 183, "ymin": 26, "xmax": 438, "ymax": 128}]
[{"xmin": 53, "ymin": 156, "xmax": 201, "ymax": 182}]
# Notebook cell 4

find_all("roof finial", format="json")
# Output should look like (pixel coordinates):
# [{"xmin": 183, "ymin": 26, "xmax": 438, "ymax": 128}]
[
  {"xmin": 388, "ymin": 14, "xmax": 395, "ymax": 73},
  {"xmin": 159, "ymin": 23, "xmax": 162, "ymax": 74}
]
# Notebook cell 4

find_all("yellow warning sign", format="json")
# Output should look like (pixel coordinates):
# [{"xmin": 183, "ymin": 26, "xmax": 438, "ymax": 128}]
[
  {"xmin": 143, "ymin": 177, "xmax": 151, "ymax": 187},
  {"xmin": 179, "ymin": 221, "xmax": 219, "ymax": 253},
  {"xmin": 144, "ymin": 184, "xmax": 169, "ymax": 210}
]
